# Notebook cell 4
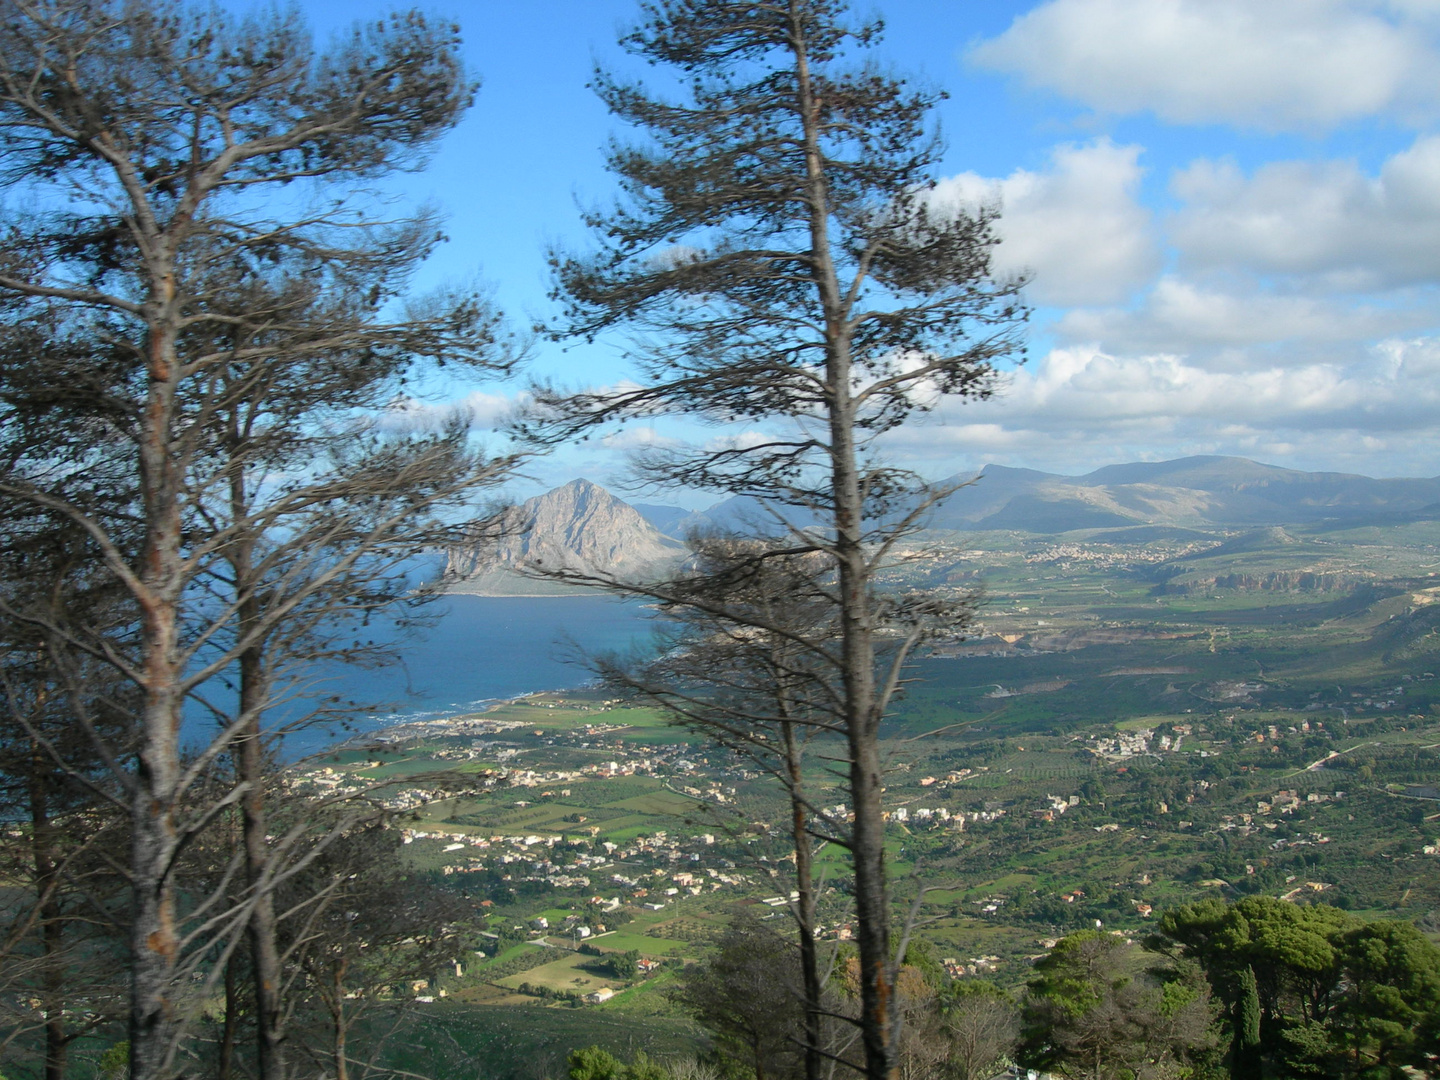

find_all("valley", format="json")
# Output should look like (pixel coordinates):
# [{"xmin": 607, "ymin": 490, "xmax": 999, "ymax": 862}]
[{"xmin": 301, "ymin": 504, "xmax": 1440, "ymax": 1071}]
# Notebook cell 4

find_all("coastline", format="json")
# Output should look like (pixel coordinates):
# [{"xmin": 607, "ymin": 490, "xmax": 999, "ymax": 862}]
[
  {"xmin": 268, "ymin": 593, "xmax": 656, "ymax": 759},
  {"xmin": 332, "ymin": 685, "xmax": 595, "ymax": 751}
]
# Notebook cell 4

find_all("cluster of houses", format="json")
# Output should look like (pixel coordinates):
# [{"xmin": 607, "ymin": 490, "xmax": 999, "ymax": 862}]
[
  {"xmin": 1352, "ymin": 688, "xmax": 1404, "ymax": 711},
  {"xmin": 414, "ymin": 823, "xmax": 758, "ymax": 905},
  {"xmin": 942, "ymin": 954, "xmax": 1001, "ymax": 978},
  {"xmin": 612, "ymin": 864, "xmax": 749, "ymax": 909},
  {"xmin": 1086, "ymin": 727, "xmax": 1172, "ymax": 762},
  {"xmin": 1255, "ymin": 789, "xmax": 1343, "ymax": 815},
  {"xmin": 296, "ymin": 765, "xmax": 450, "ymax": 808},
  {"xmin": 1216, "ymin": 808, "xmax": 1337, "ymax": 839},
  {"xmin": 527, "ymin": 738, "xmax": 722, "ymax": 781},
  {"xmin": 887, "ymin": 803, "xmax": 1007, "ymax": 829},
  {"xmin": 1268, "ymin": 831, "xmax": 1333, "ymax": 851},
  {"xmin": 1031, "ymin": 794, "xmax": 1079, "ymax": 822},
  {"xmin": 1020, "ymin": 540, "xmax": 1207, "ymax": 569}
]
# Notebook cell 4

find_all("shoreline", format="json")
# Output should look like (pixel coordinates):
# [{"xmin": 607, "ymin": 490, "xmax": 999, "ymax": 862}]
[
  {"xmin": 330, "ymin": 683, "xmax": 599, "ymax": 751},
  {"xmin": 269, "ymin": 593, "xmax": 657, "ymax": 759}
]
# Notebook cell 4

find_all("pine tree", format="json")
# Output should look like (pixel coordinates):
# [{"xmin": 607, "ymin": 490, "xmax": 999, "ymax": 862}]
[
  {"xmin": 1233, "ymin": 965, "xmax": 1262, "ymax": 1080},
  {"xmin": 0, "ymin": 3, "xmax": 518, "ymax": 1076},
  {"xmin": 526, "ymin": 3, "xmax": 1027, "ymax": 1075}
]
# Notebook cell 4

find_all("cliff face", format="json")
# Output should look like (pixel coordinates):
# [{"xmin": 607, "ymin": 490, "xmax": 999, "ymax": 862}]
[{"xmin": 445, "ymin": 479, "xmax": 686, "ymax": 595}]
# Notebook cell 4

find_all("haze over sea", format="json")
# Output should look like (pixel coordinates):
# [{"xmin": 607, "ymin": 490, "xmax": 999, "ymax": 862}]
[{"xmin": 263, "ymin": 596, "xmax": 656, "ymax": 759}]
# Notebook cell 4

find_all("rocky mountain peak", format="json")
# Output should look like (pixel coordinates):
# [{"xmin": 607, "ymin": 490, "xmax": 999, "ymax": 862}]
[{"xmin": 445, "ymin": 479, "xmax": 686, "ymax": 595}]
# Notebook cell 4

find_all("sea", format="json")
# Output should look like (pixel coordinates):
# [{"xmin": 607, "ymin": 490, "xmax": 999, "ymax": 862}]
[{"xmin": 247, "ymin": 595, "xmax": 660, "ymax": 759}]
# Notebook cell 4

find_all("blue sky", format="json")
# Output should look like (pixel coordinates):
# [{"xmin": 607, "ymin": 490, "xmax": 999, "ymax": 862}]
[{"xmin": 285, "ymin": 0, "xmax": 1440, "ymax": 496}]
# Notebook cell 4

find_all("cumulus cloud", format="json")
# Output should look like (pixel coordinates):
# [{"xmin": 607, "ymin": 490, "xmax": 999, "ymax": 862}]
[
  {"xmin": 884, "ymin": 337, "xmax": 1440, "ymax": 476},
  {"xmin": 1172, "ymin": 135, "xmax": 1440, "ymax": 286},
  {"xmin": 968, "ymin": 0, "xmax": 1440, "ymax": 132},
  {"xmin": 887, "ymin": 134, "xmax": 1440, "ymax": 474},
  {"xmin": 931, "ymin": 140, "xmax": 1158, "ymax": 306},
  {"xmin": 1057, "ymin": 277, "xmax": 1426, "ymax": 355}
]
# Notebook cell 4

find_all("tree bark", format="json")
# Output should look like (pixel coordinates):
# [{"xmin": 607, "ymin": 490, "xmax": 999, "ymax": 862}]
[
  {"xmin": 130, "ymin": 303, "xmax": 186, "ymax": 1078},
  {"xmin": 788, "ymin": 4, "xmax": 896, "ymax": 1070},
  {"xmin": 784, "ymin": 717, "xmax": 825, "ymax": 1080},
  {"xmin": 238, "ymin": 695, "xmax": 286, "ymax": 1080},
  {"xmin": 229, "ymin": 462, "xmax": 287, "ymax": 1080},
  {"xmin": 129, "ymin": 645, "xmax": 183, "ymax": 1080}
]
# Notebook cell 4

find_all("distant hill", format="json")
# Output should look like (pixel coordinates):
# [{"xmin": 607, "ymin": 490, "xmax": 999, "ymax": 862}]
[
  {"xmin": 972, "ymin": 494, "xmax": 1133, "ymax": 533},
  {"xmin": 638, "ymin": 457, "xmax": 1440, "ymax": 536},
  {"xmin": 445, "ymin": 479, "xmax": 686, "ymax": 595},
  {"xmin": 926, "ymin": 456, "xmax": 1440, "ymax": 534}
]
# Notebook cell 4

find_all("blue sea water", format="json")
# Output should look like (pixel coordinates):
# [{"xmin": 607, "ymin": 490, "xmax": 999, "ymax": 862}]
[{"xmin": 265, "ymin": 595, "xmax": 659, "ymax": 757}]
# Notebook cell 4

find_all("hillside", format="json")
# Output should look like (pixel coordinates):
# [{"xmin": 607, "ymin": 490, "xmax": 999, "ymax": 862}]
[{"xmin": 330, "ymin": 493, "xmax": 1440, "ymax": 1076}]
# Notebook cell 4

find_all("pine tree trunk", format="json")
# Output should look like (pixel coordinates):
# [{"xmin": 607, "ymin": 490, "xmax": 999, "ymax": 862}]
[
  {"xmin": 238, "ymin": 702, "xmax": 285, "ymax": 1080},
  {"xmin": 831, "ymin": 375, "xmax": 893, "ymax": 1080},
  {"xmin": 228, "ymin": 493, "xmax": 286, "ymax": 1080},
  {"xmin": 129, "ymin": 269, "xmax": 187, "ymax": 1080},
  {"xmin": 784, "ymin": 718, "xmax": 825, "ymax": 1080},
  {"xmin": 130, "ymin": 672, "xmax": 183, "ymax": 1080},
  {"xmin": 790, "ymin": 5, "xmax": 895, "ymax": 1072}
]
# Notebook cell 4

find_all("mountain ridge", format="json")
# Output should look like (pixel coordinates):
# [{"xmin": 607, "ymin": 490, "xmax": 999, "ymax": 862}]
[
  {"xmin": 448, "ymin": 459, "xmax": 1440, "ymax": 595},
  {"xmin": 925, "ymin": 456, "xmax": 1440, "ymax": 533},
  {"xmin": 628, "ymin": 456, "xmax": 1440, "ymax": 536}
]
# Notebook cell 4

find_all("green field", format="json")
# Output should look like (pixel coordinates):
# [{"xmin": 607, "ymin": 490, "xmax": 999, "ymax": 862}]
[{"xmin": 495, "ymin": 952, "xmax": 614, "ymax": 993}]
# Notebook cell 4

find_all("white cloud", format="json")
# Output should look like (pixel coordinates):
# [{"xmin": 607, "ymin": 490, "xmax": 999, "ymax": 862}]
[
  {"xmin": 1057, "ymin": 277, "xmax": 1422, "ymax": 354},
  {"xmin": 1172, "ymin": 135, "xmax": 1440, "ymax": 286},
  {"xmin": 890, "ymin": 127, "xmax": 1440, "ymax": 476},
  {"xmin": 932, "ymin": 140, "xmax": 1158, "ymax": 306},
  {"xmin": 968, "ymin": 0, "xmax": 1440, "ymax": 132},
  {"xmin": 991, "ymin": 346, "xmax": 1350, "ymax": 427},
  {"xmin": 884, "ymin": 337, "xmax": 1440, "ymax": 477}
]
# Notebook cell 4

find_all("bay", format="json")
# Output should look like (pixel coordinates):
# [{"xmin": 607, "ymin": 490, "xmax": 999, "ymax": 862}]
[{"xmin": 267, "ymin": 595, "xmax": 658, "ymax": 758}]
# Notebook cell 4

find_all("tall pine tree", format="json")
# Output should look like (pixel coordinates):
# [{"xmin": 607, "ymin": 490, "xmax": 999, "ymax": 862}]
[
  {"xmin": 0, "ymin": 3, "xmax": 519, "ymax": 1076},
  {"xmin": 526, "ymin": 3, "xmax": 1027, "ymax": 1075}
]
